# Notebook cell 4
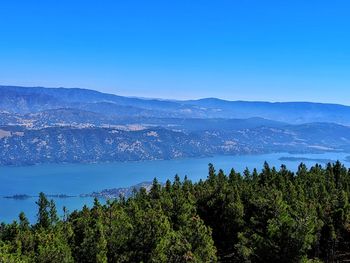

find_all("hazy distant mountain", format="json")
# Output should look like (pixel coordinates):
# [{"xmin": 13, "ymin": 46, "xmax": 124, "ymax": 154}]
[
  {"xmin": 0, "ymin": 85, "xmax": 193, "ymax": 116},
  {"xmin": 185, "ymin": 98, "xmax": 350, "ymax": 124},
  {"xmin": 1, "ymin": 85, "xmax": 350, "ymax": 165},
  {"xmin": 0, "ymin": 107, "xmax": 287, "ymax": 131},
  {"xmin": 1, "ymin": 85, "xmax": 350, "ymax": 124}
]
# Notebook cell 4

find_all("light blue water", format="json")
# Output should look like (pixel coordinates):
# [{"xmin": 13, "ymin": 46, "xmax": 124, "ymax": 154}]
[{"xmin": 0, "ymin": 152, "xmax": 349, "ymax": 223}]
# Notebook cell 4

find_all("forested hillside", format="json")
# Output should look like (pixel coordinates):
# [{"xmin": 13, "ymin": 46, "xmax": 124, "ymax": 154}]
[
  {"xmin": 2, "ymin": 86, "xmax": 350, "ymax": 165},
  {"xmin": 1, "ymin": 162, "xmax": 350, "ymax": 262},
  {"xmin": 2, "ymin": 123, "xmax": 350, "ymax": 166}
]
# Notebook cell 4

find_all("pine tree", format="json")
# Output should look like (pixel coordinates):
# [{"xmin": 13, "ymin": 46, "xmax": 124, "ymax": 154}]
[{"xmin": 36, "ymin": 193, "xmax": 51, "ymax": 229}]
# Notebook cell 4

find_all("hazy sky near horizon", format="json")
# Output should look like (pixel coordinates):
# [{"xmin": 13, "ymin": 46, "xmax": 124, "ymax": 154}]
[{"xmin": 0, "ymin": 1, "xmax": 350, "ymax": 104}]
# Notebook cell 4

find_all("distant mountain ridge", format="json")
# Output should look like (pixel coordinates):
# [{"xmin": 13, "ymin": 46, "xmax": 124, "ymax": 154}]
[
  {"xmin": 1, "ymin": 85, "xmax": 350, "ymax": 124},
  {"xmin": 1, "ymin": 85, "xmax": 350, "ymax": 165}
]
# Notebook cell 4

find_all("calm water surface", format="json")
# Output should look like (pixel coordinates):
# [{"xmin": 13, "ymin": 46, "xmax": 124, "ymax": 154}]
[{"xmin": 1, "ymin": 152, "xmax": 349, "ymax": 223}]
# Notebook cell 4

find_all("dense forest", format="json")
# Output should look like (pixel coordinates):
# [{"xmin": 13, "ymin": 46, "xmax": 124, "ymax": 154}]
[{"xmin": 1, "ymin": 162, "xmax": 350, "ymax": 262}]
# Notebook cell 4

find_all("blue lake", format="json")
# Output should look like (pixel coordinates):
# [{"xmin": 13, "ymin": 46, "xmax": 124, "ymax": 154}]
[{"xmin": 1, "ymin": 152, "xmax": 349, "ymax": 223}]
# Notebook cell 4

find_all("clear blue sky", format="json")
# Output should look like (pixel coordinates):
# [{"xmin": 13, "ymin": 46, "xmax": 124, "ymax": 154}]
[{"xmin": 0, "ymin": 0, "xmax": 349, "ymax": 104}]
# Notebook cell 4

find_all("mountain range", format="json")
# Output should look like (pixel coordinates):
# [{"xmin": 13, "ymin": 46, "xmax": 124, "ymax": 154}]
[{"xmin": 1, "ymin": 85, "xmax": 350, "ymax": 165}]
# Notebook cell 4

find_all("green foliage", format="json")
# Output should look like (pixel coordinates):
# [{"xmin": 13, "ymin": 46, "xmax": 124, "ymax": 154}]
[
  {"xmin": 36, "ymin": 192, "xmax": 51, "ymax": 229},
  {"xmin": 2, "ymin": 162, "xmax": 350, "ymax": 262},
  {"xmin": 34, "ymin": 229, "xmax": 73, "ymax": 263}
]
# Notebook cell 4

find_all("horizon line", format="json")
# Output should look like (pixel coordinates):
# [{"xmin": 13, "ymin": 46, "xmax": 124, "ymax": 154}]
[{"xmin": 0, "ymin": 84, "xmax": 349, "ymax": 107}]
